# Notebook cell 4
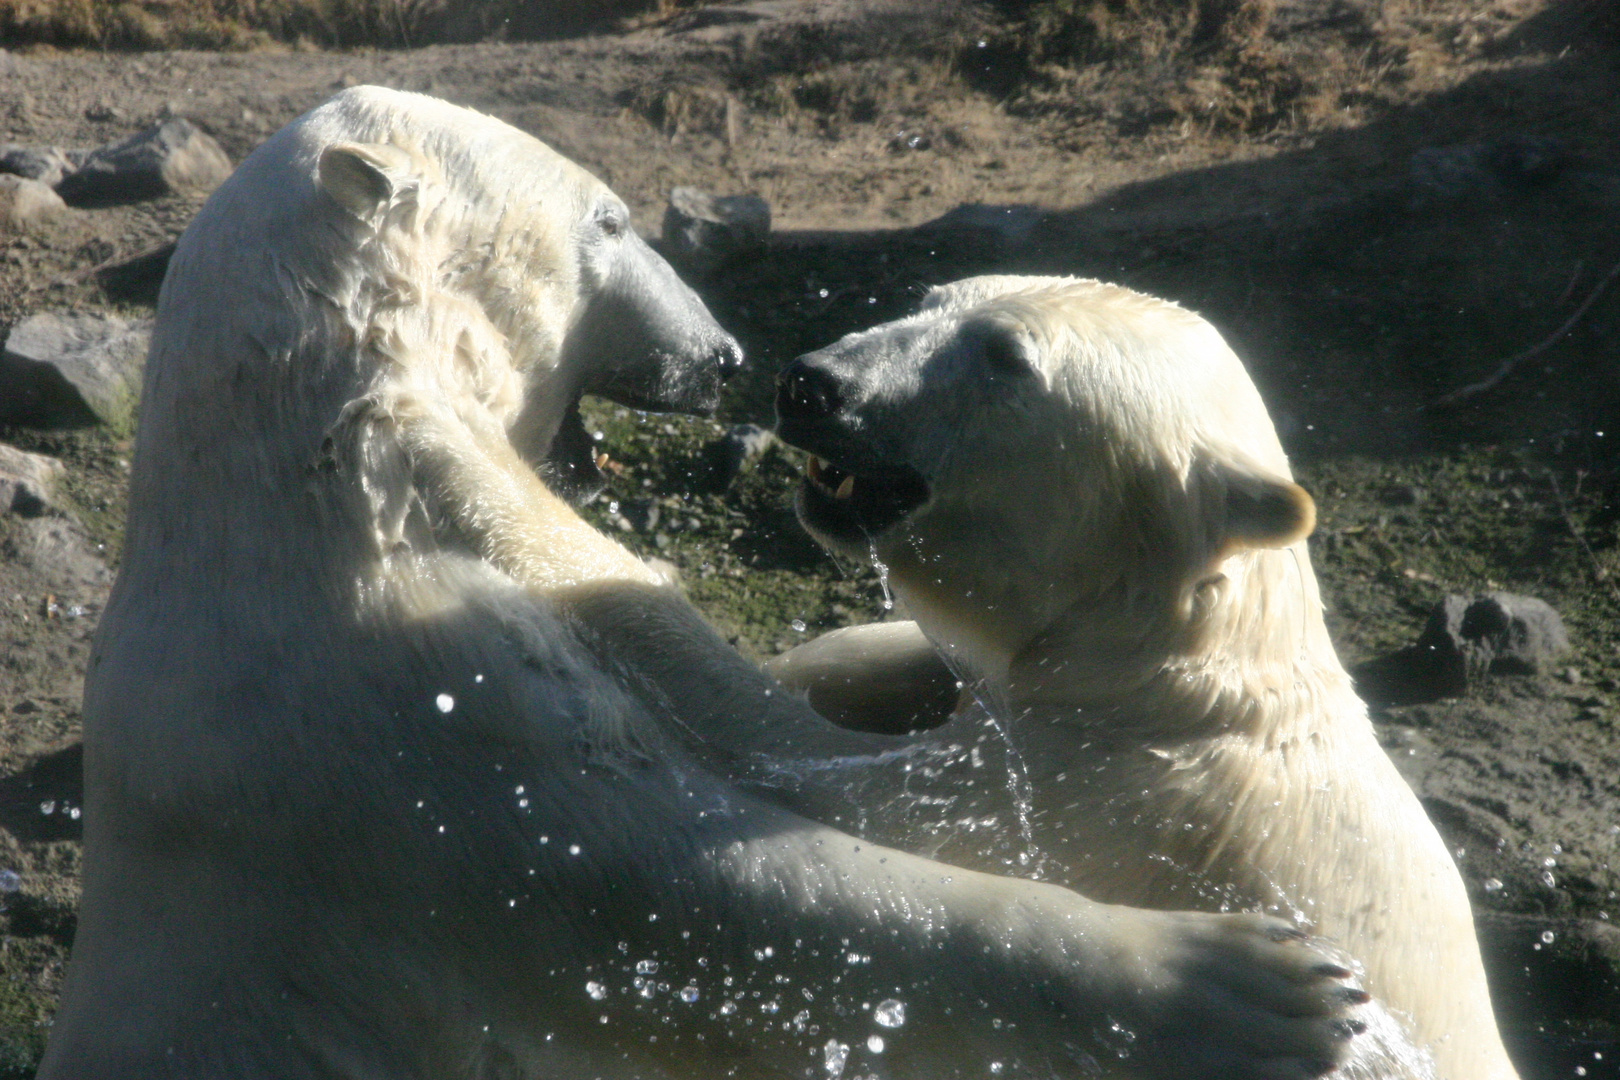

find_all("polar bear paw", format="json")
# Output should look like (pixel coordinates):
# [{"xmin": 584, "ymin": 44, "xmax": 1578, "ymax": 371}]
[{"xmin": 1091, "ymin": 908, "xmax": 1387, "ymax": 1080}]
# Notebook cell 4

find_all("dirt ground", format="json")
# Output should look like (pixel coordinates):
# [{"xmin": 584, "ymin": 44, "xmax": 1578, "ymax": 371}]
[{"xmin": 0, "ymin": 0, "xmax": 1617, "ymax": 1074}]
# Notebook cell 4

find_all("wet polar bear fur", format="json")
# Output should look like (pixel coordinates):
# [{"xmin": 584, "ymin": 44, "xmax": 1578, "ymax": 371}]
[
  {"xmin": 763, "ymin": 275, "xmax": 1521, "ymax": 1080},
  {"xmin": 42, "ymin": 93, "xmax": 1373, "ymax": 1080}
]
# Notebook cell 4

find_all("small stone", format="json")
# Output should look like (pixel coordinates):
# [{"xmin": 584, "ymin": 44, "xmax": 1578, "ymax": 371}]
[
  {"xmin": 0, "ymin": 313, "xmax": 152, "ymax": 431},
  {"xmin": 663, "ymin": 187, "xmax": 771, "ymax": 272},
  {"xmin": 1353, "ymin": 592, "xmax": 1571, "ymax": 706},
  {"xmin": 1408, "ymin": 135, "xmax": 1568, "ymax": 207},
  {"xmin": 0, "ymin": 144, "xmax": 78, "ymax": 188},
  {"xmin": 704, "ymin": 423, "xmax": 777, "ymax": 489},
  {"xmin": 94, "ymin": 241, "xmax": 176, "ymax": 305},
  {"xmin": 10, "ymin": 516, "xmax": 112, "ymax": 596},
  {"xmin": 1379, "ymin": 483, "xmax": 1424, "ymax": 507},
  {"xmin": 0, "ymin": 443, "xmax": 63, "ymax": 516},
  {"xmin": 57, "ymin": 118, "xmax": 233, "ymax": 208},
  {"xmin": 0, "ymin": 175, "xmax": 68, "ymax": 231},
  {"xmin": 923, "ymin": 203, "xmax": 1043, "ymax": 250}
]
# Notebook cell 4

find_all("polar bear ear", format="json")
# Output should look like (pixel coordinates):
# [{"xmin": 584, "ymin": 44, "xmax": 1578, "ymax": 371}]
[
  {"xmin": 1215, "ymin": 461, "xmax": 1316, "ymax": 553},
  {"xmin": 318, "ymin": 142, "xmax": 418, "ymax": 219}
]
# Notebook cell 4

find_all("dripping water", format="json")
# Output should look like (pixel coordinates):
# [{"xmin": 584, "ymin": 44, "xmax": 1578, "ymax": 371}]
[{"xmin": 867, "ymin": 540, "xmax": 895, "ymax": 611}]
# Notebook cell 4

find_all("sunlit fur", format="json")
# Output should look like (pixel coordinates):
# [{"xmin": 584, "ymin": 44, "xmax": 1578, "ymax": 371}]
[
  {"xmin": 772, "ymin": 276, "xmax": 1518, "ymax": 1080},
  {"xmin": 43, "ymin": 94, "xmax": 1371, "ymax": 1080}
]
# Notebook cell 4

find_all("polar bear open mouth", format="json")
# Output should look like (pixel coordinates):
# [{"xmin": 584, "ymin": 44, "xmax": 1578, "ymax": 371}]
[{"xmin": 795, "ymin": 452, "xmax": 930, "ymax": 544}]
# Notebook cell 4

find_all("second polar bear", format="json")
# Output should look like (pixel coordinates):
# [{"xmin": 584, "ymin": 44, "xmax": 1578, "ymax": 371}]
[{"xmin": 760, "ymin": 275, "xmax": 1519, "ymax": 1080}]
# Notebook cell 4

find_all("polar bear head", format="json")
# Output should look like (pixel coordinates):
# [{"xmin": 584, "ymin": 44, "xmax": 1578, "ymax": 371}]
[
  {"xmin": 136, "ymin": 86, "xmax": 740, "ymax": 526},
  {"xmin": 776, "ymin": 275, "xmax": 1315, "ymax": 691}
]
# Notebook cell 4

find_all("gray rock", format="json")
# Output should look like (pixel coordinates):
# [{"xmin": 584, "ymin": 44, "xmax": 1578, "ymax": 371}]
[
  {"xmin": 1408, "ymin": 135, "xmax": 1568, "ymax": 206},
  {"xmin": 0, "ymin": 313, "xmax": 152, "ymax": 431},
  {"xmin": 0, "ymin": 443, "xmax": 63, "ymax": 516},
  {"xmin": 926, "ymin": 203, "xmax": 1043, "ymax": 244},
  {"xmin": 94, "ymin": 241, "xmax": 176, "ymax": 305},
  {"xmin": 4, "ymin": 516, "xmax": 112, "ymax": 598},
  {"xmin": 705, "ymin": 422, "xmax": 777, "ymax": 489},
  {"xmin": 56, "ymin": 118, "xmax": 232, "ymax": 208},
  {"xmin": 0, "ymin": 144, "xmax": 77, "ymax": 188},
  {"xmin": 663, "ymin": 187, "xmax": 771, "ymax": 272},
  {"xmin": 0, "ymin": 175, "xmax": 68, "ymax": 231},
  {"xmin": 1426, "ymin": 592, "xmax": 1571, "ymax": 677},
  {"xmin": 1353, "ymin": 592, "xmax": 1571, "ymax": 706}
]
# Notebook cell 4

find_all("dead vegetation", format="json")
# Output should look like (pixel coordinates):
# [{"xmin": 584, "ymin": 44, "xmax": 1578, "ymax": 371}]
[{"xmin": 0, "ymin": 0, "xmax": 701, "ymax": 49}]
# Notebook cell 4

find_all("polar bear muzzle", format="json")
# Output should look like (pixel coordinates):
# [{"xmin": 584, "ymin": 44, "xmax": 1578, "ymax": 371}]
[{"xmin": 777, "ymin": 355, "xmax": 930, "ymax": 548}]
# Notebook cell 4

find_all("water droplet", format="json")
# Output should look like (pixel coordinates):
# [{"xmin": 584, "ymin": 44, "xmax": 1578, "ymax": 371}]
[
  {"xmin": 636, "ymin": 959, "xmax": 660, "ymax": 975},
  {"xmin": 762, "ymin": 1000, "xmax": 780, "ymax": 1014},
  {"xmin": 515, "ymin": 785, "xmax": 525, "ymax": 795},
  {"xmin": 38, "ymin": 801, "xmax": 54, "ymax": 815},
  {"xmin": 1541, "ymin": 870, "xmax": 1557, "ymax": 888},
  {"xmin": 680, "ymin": 985, "xmax": 700, "ymax": 1003},
  {"xmin": 0, "ymin": 870, "xmax": 20, "ymax": 893},
  {"xmin": 823, "ymin": 1039, "xmax": 850, "ymax": 1078},
  {"xmin": 68, "ymin": 806, "xmax": 80, "ymax": 820},
  {"xmin": 867, "ymin": 1034, "xmax": 885, "ymax": 1054},
  {"xmin": 718, "ymin": 1001, "xmax": 738, "ymax": 1016},
  {"xmin": 1484, "ymin": 877, "xmax": 1504, "ymax": 893},
  {"xmin": 474, "ymin": 673, "xmax": 484, "ymax": 683},
  {"xmin": 517, "ymin": 798, "xmax": 528, "ymax": 808},
  {"xmin": 989, "ymin": 1062, "xmax": 1004, "ymax": 1075},
  {"xmin": 791, "ymin": 619, "xmax": 807, "ymax": 633},
  {"xmin": 586, "ymin": 981, "xmax": 608, "ymax": 1001},
  {"xmin": 873, "ymin": 999, "xmax": 906, "ymax": 1028},
  {"xmin": 1541, "ymin": 930, "xmax": 1556, "ymax": 945},
  {"xmin": 569, "ymin": 844, "xmax": 582, "ymax": 856},
  {"xmin": 435, "ymin": 693, "xmax": 455, "ymax": 713}
]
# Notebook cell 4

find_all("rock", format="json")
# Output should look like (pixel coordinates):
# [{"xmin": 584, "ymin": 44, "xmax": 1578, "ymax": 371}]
[
  {"xmin": 0, "ymin": 144, "xmax": 78, "ymax": 188},
  {"xmin": 56, "ymin": 118, "xmax": 232, "ymax": 208},
  {"xmin": 2, "ymin": 516, "xmax": 112, "ymax": 598},
  {"xmin": 0, "ymin": 313, "xmax": 152, "ymax": 431},
  {"xmin": 1353, "ymin": 592, "xmax": 1572, "ymax": 706},
  {"xmin": 704, "ymin": 422, "xmax": 778, "ymax": 489},
  {"xmin": 926, "ymin": 202, "xmax": 1043, "ymax": 243},
  {"xmin": 95, "ymin": 241, "xmax": 176, "ymax": 305},
  {"xmin": 1408, "ymin": 135, "xmax": 1568, "ymax": 206},
  {"xmin": 0, "ymin": 444, "xmax": 63, "ymax": 516},
  {"xmin": 0, "ymin": 175, "xmax": 68, "ymax": 231},
  {"xmin": 662, "ymin": 187, "xmax": 771, "ymax": 272}
]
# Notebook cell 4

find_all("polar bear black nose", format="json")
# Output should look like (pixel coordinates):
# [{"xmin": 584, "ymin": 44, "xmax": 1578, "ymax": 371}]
[
  {"xmin": 776, "ymin": 359, "xmax": 845, "ymax": 420},
  {"xmin": 714, "ymin": 337, "xmax": 746, "ymax": 378}
]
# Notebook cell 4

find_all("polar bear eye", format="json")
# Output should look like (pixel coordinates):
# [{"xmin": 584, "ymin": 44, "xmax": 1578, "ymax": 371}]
[{"xmin": 596, "ymin": 204, "xmax": 627, "ymax": 239}]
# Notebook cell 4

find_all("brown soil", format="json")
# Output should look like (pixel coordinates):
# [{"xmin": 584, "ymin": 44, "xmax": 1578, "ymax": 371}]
[{"xmin": 0, "ymin": 0, "xmax": 1617, "ymax": 1074}]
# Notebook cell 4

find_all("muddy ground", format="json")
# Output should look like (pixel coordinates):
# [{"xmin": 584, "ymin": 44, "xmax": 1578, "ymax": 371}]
[{"xmin": 0, "ymin": 0, "xmax": 1618, "ymax": 1074}]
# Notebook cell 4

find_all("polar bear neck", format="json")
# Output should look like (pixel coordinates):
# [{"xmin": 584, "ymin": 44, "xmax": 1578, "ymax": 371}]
[{"xmin": 999, "ymin": 537, "xmax": 1352, "ymax": 747}]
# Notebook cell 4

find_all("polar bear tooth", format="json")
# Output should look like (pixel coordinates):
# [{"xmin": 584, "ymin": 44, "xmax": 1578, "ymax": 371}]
[{"xmin": 835, "ymin": 475, "xmax": 855, "ymax": 500}]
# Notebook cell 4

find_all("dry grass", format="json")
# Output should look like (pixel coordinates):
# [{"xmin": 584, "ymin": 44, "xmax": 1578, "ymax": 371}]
[{"xmin": 0, "ymin": 0, "xmax": 697, "ymax": 49}]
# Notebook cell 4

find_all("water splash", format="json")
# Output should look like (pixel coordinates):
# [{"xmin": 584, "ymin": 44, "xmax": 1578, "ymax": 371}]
[
  {"xmin": 824, "ymin": 1039, "xmax": 851, "ymax": 1078},
  {"xmin": 868, "ymin": 541, "xmax": 895, "ymax": 611}
]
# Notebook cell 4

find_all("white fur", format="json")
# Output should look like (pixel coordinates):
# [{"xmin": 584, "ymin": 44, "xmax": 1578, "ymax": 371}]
[
  {"xmin": 43, "ymin": 96, "xmax": 1366, "ymax": 1080},
  {"xmin": 768, "ymin": 276, "xmax": 1519, "ymax": 1080}
]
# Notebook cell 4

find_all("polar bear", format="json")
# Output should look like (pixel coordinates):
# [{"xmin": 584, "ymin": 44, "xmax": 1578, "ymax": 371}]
[
  {"xmin": 752, "ymin": 275, "xmax": 1519, "ymax": 1080},
  {"xmin": 41, "ymin": 96, "xmax": 1370, "ymax": 1079}
]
